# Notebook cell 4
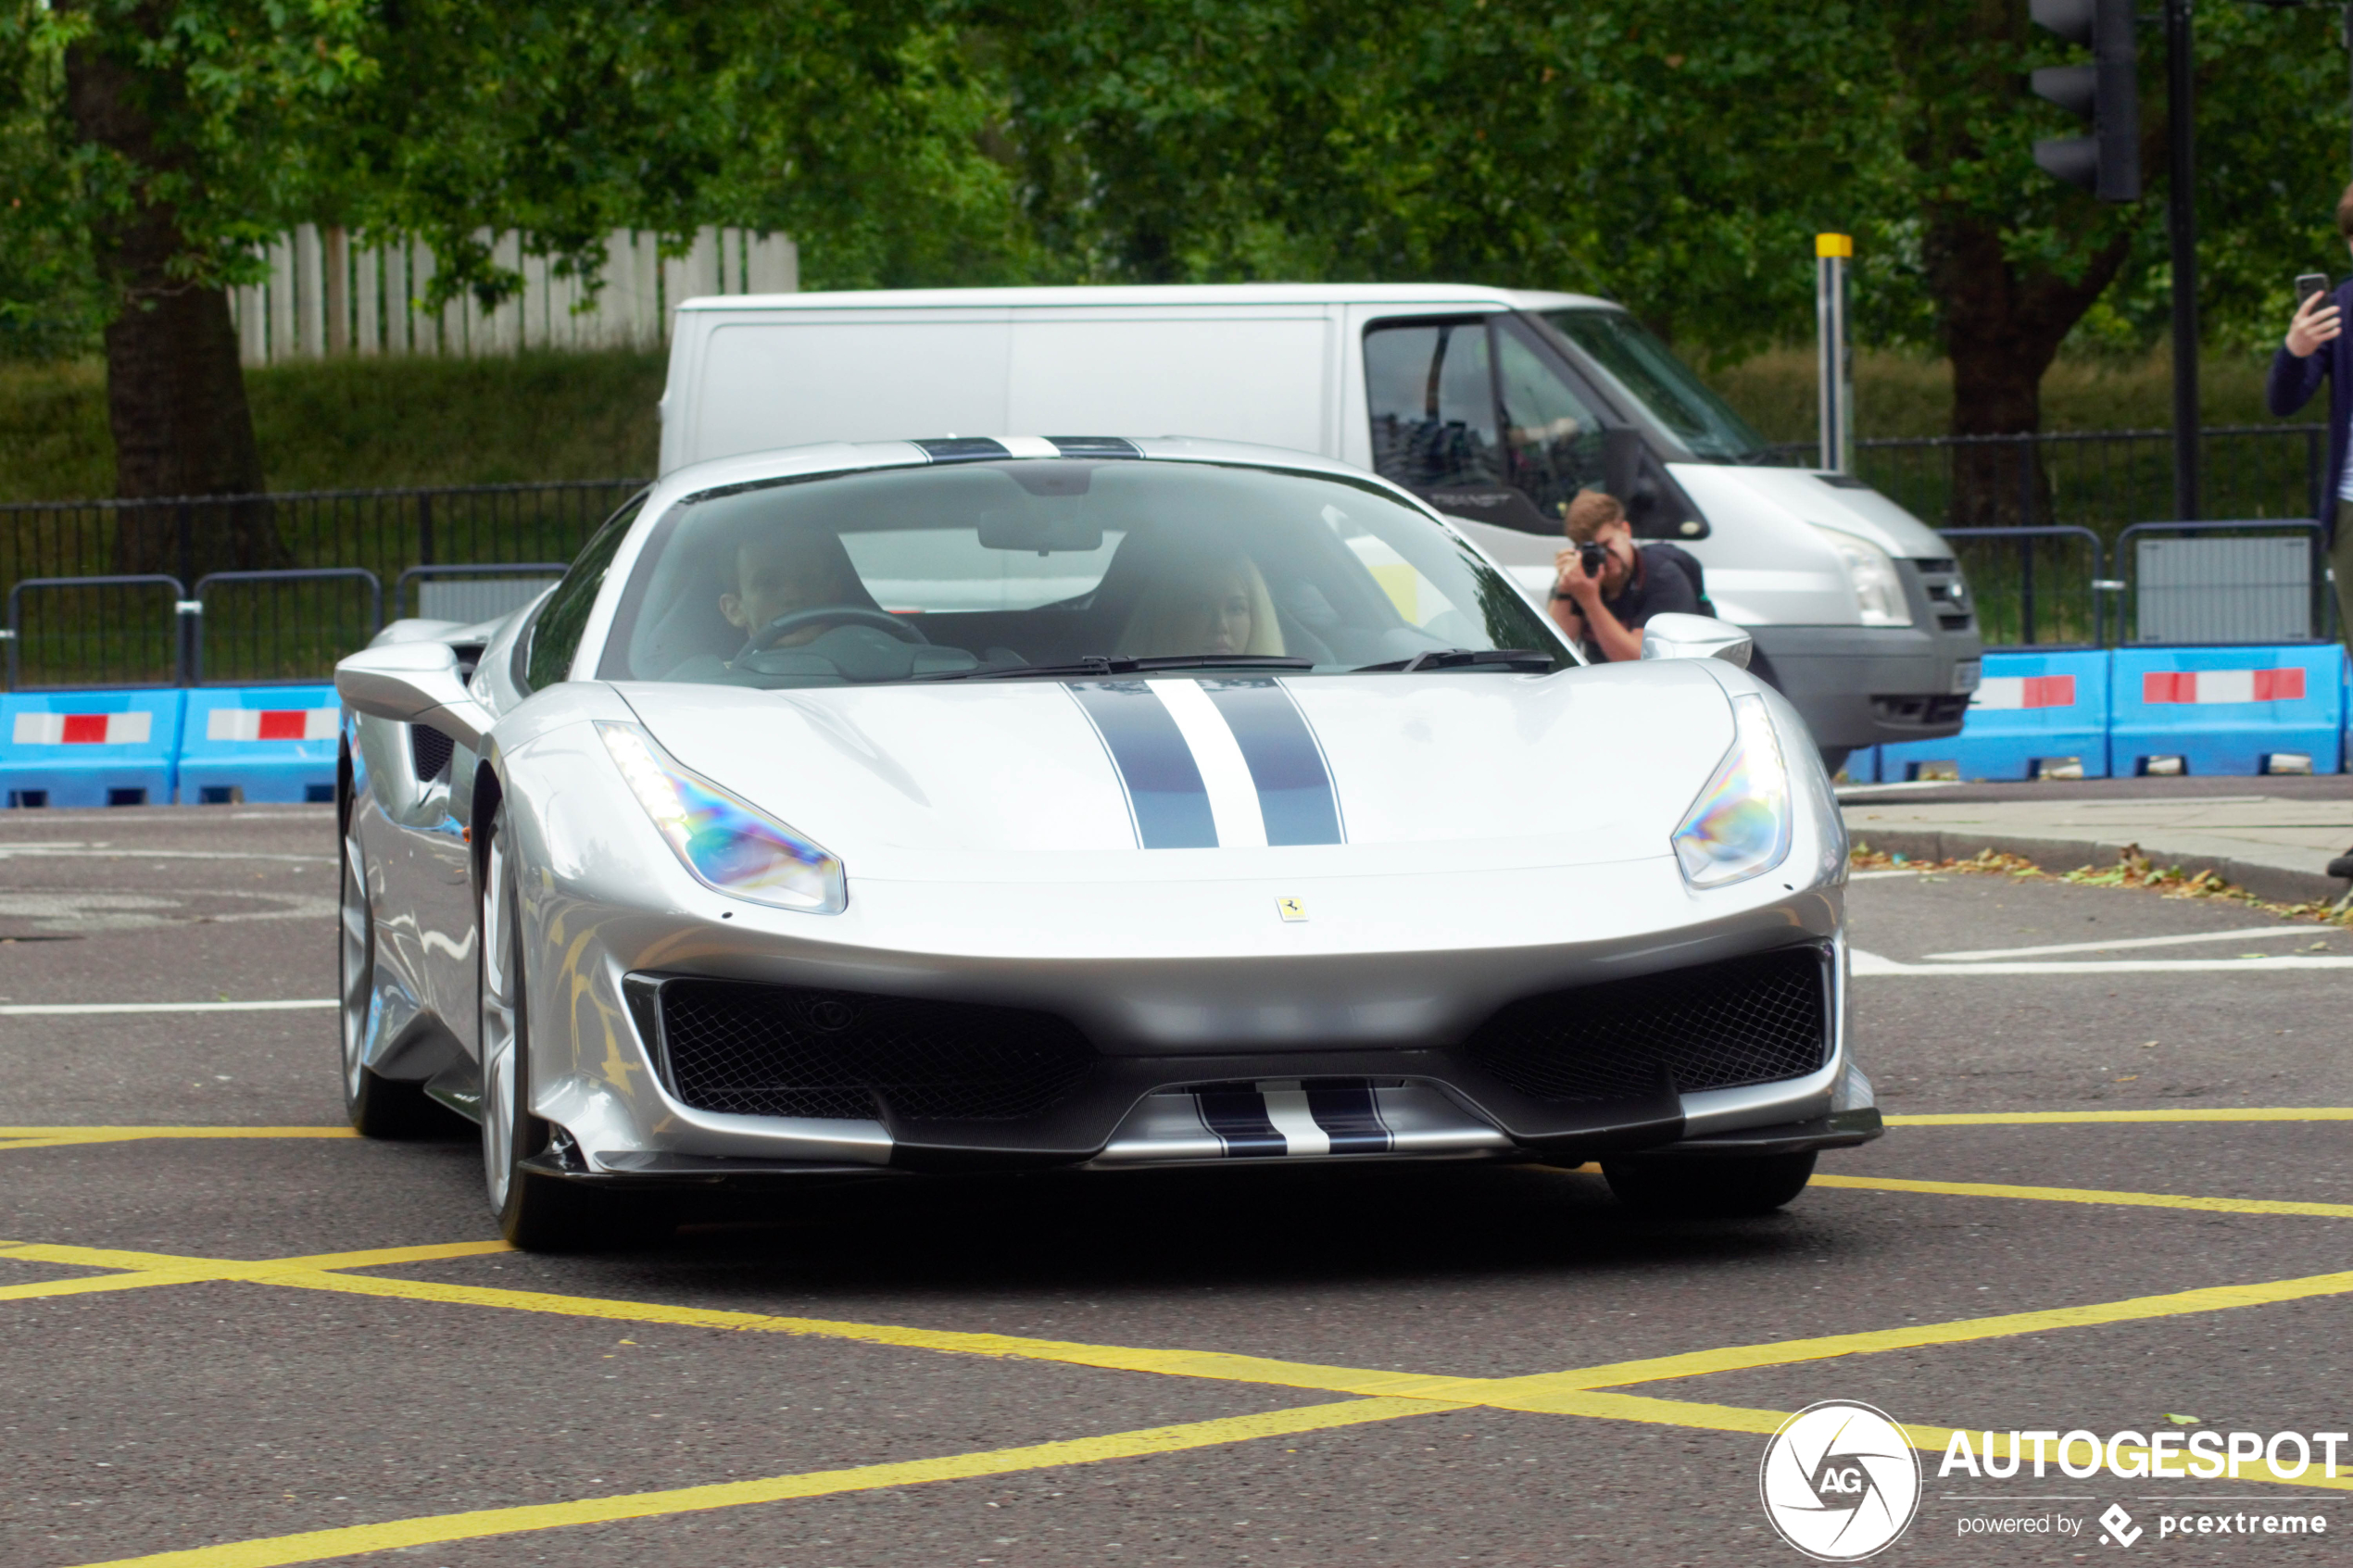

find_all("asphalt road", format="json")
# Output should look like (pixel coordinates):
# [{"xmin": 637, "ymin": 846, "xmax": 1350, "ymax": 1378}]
[{"xmin": 3, "ymin": 803, "xmax": 2350, "ymax": 1567}]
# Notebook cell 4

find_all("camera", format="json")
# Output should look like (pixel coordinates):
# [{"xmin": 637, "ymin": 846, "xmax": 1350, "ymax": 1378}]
[{"xmin": 1576, "ymin": 540, "xmax": 1610, "ymax": 578}]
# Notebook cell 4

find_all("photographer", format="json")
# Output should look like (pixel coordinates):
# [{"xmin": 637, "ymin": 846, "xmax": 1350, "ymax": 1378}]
[{"xmin": 1548, "ymin": 489, "xmax": 1702, "ymax": 662}]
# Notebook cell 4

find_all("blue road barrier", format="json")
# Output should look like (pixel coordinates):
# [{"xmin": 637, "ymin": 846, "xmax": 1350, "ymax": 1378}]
[
  {"xmin": 2108, "ymin": 645, "xmax": 2346, "ymax": 776},
  {"xmin": 1875, "ymin": 648, "xmax": 2115, "ymax": 783},
  {"xmin": 176, "ymin": 685, "xmax": 341, "ymax": 805},
  {"xmin": 0, "ymin": 689, "xmax": 186, "ymax": 808}
]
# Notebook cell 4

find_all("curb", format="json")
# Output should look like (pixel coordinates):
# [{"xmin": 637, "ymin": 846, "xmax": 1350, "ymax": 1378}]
[{"xmin": 1849, "ymin": 829, "xmax": 2349, "ymax": 909}]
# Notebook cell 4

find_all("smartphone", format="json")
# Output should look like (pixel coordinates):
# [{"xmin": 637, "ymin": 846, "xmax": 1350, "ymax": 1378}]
[{"xmin": 2296, "ymin": 272, "xmax": 2334, "ymax": 310}]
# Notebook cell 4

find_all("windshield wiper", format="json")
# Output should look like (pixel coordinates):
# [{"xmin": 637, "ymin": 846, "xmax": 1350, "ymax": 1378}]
[
  {"xmin": 917, "ymin": 653, "xmax": 1317, "ymax": 683},
  {"xmin": 1350, "ymin": 647, "xmax": 1557, "ymax": 673}
]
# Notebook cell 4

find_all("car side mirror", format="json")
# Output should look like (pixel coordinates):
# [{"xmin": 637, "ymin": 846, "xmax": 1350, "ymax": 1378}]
[
  {"xmin": 335, "ymin": 641, "xmax": 496, "ymax": 751},
  {"xmin": 1639, "ymin": 612, "xmax": 1753, "ymax": 669}
]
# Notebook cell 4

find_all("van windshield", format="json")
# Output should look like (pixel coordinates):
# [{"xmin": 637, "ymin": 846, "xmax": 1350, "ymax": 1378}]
[
  {"xmin": 1541, "ymin": 309, "xmax": 1773, "ymax": 464},
  {"xmin": 598, "ymin": 458, "xmax": 1567, "ymax": 688}
]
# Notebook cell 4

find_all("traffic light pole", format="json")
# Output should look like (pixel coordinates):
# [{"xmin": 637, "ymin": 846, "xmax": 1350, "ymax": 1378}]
[{"xmin": 2167, "ymin": 0, "xmax": 2200, "ymax": 521}]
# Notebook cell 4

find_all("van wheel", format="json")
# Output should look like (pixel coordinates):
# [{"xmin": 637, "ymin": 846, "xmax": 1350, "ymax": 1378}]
[{"xmin": 1602, "ymin": 1152, "xmax": 1817, "ymax": 1218}]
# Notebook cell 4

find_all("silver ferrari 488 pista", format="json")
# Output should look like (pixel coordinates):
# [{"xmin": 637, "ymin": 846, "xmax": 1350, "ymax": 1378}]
[{"xmin": 334, "ymin": 435, "xmax": 1879, "ymax": 1249}]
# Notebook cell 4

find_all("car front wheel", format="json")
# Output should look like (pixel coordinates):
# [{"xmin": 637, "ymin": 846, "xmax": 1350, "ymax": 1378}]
[
  {"xmin": 479, "ymin": 811, "xmax": 636, "ymax": 1250},
  {"xmin": 340, "ymin": 824, "xmax": 440, "ymax": 1137},
  {"xmin": 1601, "ymin": 1151, "xmax": 1818, "ymax": 1218}
]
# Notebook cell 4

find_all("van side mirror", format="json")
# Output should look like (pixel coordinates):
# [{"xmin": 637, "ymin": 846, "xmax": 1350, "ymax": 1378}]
[
  {"xmin": 335, "ymin": 641, "xmax": 496, "ymax": 751},
  {"xmin": 1603, "ymin": 426, "xmax": 1645, "ymax": 500},
  {"xmin": 1639, "ymin": 612, "xmax": 1753, "ymax": 669}
]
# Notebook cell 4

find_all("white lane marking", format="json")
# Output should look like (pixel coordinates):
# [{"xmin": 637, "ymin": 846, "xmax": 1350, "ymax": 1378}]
[
  {"xmin": 1149, "ymin": 679, "xmax": 1267, "ymax": 848},
  {"xmin": 0, "ymin": 999, "xmax": 336, "ymax": 1016},
  {"xmin": 1929, "ymin": 927, "xmax": 2331, "ymax": 961},
  {"xmin": 0, "ymin": 848, "xmax": 332, "ymax": 864},
  {"xmin": 1257, "ymin": 1088, "xmax": 1330, "ymax": 1157},
  {"xmin": 1849, "ymin": 869, "xmax": 1941, "ymax": 880},
  {"xmin": 1852, "ymin": 948, "xmax": 2353, "ymax": 976}
]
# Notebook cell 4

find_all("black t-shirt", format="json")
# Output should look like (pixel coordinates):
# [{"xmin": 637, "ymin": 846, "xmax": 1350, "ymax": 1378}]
[{"xmin": 1575, "ymin": 543, "xmax": 1701, "ymax": 661}]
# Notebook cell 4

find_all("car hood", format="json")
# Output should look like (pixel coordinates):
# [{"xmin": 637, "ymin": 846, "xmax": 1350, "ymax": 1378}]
[{"xmin": 614, "ymin": 661, "xmax": 1735, "ymax": 879}]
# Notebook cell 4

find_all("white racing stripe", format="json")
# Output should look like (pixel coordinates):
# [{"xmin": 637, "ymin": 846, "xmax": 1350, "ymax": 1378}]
[
  {"xmin": 1149, "ymin": 680, "xmax": 1267, "ymax": 847},
  {"xmin": 1258, "ymin": 1088, "xmax": 1331, "ymax": 1156},
  {"xmin": 0, "ymin": 999, "xmax": 337, "ymax": 1016},
  {"xmin": 1929, "ymin": 927, "xmax": 2333, "ymax": 961},
  {"xmin": 1853, "ymin": 949, "xmax": 2353, "ymax": 977}
]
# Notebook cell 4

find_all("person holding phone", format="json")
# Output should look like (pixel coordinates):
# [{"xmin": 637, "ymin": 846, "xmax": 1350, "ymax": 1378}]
[
  {"xmin": 2268, "ymin": 186, "xmax": 2353, "ymax": 664},
  {"xmin": 2267, "ymin": 185, "xmax": 2353, "ymax": 880}
]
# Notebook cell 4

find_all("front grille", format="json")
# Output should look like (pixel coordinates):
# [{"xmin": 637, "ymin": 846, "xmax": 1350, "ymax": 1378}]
[
  {"xmin": 1463, "ymin": 947, "xmax": 1829, "ymax": 1102},
  {"xmin": 655, "ymin": 979, "xmax": 1095, "ymax": 1123},
  {"xmin": 1871, "ymin": 694, "xmax": 1971, "ymax": 726}
]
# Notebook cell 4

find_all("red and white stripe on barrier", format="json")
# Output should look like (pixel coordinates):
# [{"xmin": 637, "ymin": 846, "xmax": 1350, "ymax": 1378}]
[
  {"xmin": 204, "ymin": 707, "xmax": 337, "ymax": 743},
  {"xmin": 1971, "ymin": 674, "xmax": 2077, "ymax": 710},
  {"xmin": 2141, "ymin": 669, "xmax": 2307, "ymax": 705},
  {"xmin": 10, "ymin": 711, "xmax": 153, "ymax": 746}
]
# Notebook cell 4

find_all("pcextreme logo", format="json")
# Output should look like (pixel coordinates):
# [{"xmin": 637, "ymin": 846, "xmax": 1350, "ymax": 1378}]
[{"xmin": 1760, "ymin": 1400, "xmax": 1924, "ymax": 1561}]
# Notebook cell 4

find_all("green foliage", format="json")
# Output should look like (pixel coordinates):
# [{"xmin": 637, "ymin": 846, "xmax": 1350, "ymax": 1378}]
[
  {"xmin": 0, "ymin": 349, "xmax": 664, "ymax": 500},
  {"xmin": 977, "ymin": 0, "xmax": 2353, "ymax": 362}
]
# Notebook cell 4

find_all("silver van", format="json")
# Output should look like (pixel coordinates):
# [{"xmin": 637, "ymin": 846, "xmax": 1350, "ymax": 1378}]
[{"xmin": 657, "ymin": 283, "xmax": 1981, "ymax": 769}]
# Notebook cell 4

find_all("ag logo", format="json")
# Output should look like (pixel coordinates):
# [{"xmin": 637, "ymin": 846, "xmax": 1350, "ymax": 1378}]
[{"xmin": 1758, "ymin": 1400, "xmax": 1921, "ymax": 1561}]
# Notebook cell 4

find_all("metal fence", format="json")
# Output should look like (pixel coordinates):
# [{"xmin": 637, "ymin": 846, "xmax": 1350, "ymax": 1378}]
[
  {"xmin": 0, "ymin": 481, "xmax": 641, "ymax": 688},
  {"xmin": 1774, "ymin": 423, "xmax": 2333, "ymax": 533},
  {"xmin": 1939, "ymin": 520, "xmax": 2337, "ymax": 651},
  {"xmin": 0, "ymin": 431, "xmax": 2341, "ymax": 685}
]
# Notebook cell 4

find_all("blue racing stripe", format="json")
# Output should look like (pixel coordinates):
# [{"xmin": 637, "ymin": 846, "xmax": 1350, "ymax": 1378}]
[
  {"xmin": 1066, "ymin": 681, "xmax": 1217, "ymax": 849},
  {"xmin": 1196, "ymin": 1085, "xmax": 1287, "ymax": 1158},
  {"xmin": 1197, "ymin": 679, "xmax": 1343, "ymax": 846},
  {"xmin": 1305, "ymin": 1081, "xmax": 1391, "ymax": 1154}
]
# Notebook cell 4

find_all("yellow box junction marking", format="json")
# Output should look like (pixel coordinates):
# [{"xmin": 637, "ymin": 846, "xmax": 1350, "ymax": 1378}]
[
  {"xmin": 13, "ymin": 1118, "xmax": 2353, "ymax": 1564},
  {"xmin": 1811, "ymin": 1172, "xmax": 2353, "ymax": 1220},
  {"xmin": 0, "ymin": 1126, "xmax": 358, "ymax": 1152},
  {"xmin": 17, "ymin": 1217, "xmax": 2353, "ymax": 1567}
]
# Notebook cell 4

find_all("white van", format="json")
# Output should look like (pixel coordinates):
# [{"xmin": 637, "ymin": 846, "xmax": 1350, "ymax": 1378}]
[{"xmin": 657, "ymin": 283, "xmax": 1981, "ymax": 769}]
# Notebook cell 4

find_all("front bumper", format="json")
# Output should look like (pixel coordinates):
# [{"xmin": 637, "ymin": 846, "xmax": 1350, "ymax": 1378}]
[
  {"xmin": 1752, "ymin": 557, "xmax": 1983, "ymax": 754},
  {"xmin": 521, "ymin": 939, "xmax": 1879, "ymax": 1186}
]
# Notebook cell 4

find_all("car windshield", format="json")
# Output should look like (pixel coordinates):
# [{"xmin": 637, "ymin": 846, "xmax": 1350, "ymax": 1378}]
[
  {"xmin": 598, "ymin": 458, "xmax": 1567, "ymax": 688},
  {"xmin": 1540, "ymin": 309, "xmax": 1773, "ymax": 464}
]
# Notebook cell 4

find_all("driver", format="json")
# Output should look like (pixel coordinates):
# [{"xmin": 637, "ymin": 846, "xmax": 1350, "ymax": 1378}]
[
  {"xmin": 1116, "ymin": 550, "xmax": 1286, "ymax": 658},
  {"xmin": 721, "ymin": 529, "xmax": 865, "ymax": 652}
]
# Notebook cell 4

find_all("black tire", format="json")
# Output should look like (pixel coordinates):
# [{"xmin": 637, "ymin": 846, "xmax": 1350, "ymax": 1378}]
[
  {"xmin": 479, "ymin": 811, "xmax": 652, "ymax": 1251},
  {"xmin": 1602, "ymin": 1151, "xmax": 1818, "ymax": 1218},
  {"xmin": 340, "ymin": 822, "xmax": 441, "ymax": 1138}
]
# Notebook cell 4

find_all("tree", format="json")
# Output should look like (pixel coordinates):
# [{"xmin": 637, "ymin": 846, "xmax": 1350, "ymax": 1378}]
[
  {"xmin": 2, "ymin": 1, "xmax": 374, "ymax": 570},
  {"xmin": 973, "ymin": 0, "xmax": 2353, "ymax": 524},
  {"xmin": 0, "ymin": 1, "xmax": 1035, "ymax": 567}
]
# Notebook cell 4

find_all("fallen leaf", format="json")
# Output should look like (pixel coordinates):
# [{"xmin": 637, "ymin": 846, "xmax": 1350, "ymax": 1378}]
[{"xmin": 2165, "ymin": 1413, "xmax": 2201, "ymax": 1426}]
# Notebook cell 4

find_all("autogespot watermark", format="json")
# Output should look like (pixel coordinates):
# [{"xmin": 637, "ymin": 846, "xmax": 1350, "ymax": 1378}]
[
  {"xmin": 1760, "ymin": 1401, "xmax": 1924, "ymax": 1561},
  {"xmin": 1763, "ymin": 1411, "xmax": 2345, "ymax": 1556}
]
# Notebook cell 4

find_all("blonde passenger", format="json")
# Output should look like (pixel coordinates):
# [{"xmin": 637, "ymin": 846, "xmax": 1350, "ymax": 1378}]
[{"xmin": 1117, "ymin": 552, "xmax": 1286, "ymax": 659}]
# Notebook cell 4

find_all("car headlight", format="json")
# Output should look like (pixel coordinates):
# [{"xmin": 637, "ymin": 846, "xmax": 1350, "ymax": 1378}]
[
  {"xmin": 598, "ymin": 723, "xmax": 847, "ymax": 914},
  {"xmin": 1810, "ymin": 524, "xmax": 1912, "ymax": 628},
  {"xmin": 1671, "ymin": 692, "xmax": 1793, "ymax": 888}
]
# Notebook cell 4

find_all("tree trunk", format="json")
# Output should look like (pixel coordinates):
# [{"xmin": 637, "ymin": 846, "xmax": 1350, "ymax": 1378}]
[
  {"xmin": 1924, "ymin": 207, "xmax": 2129, "ymax": 530},
  {"xmin": 65, "ymin": 15, "xmax": 281, "ymax": 579}
]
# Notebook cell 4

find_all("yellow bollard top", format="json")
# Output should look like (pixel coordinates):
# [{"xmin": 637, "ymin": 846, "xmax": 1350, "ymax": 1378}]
[{"xmin": 1816, "ymin": 233, "xmax": 1854, "ymax": 258}]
